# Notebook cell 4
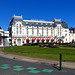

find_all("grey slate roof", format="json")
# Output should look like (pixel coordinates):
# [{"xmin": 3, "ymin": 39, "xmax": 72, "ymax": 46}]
[
  {"xmin": 0, "ymin": 26, "xmax": 2, "ymax": 29},
  {"xmin": 69, "ymin": 27, "xmax": 75, "ymax": 33},
  {"xmin": 10, "ymin": 16, "xmax": 68, "ymax": 28},
  {"xmin": 61, "ymin": 22, "xmax": 68, "ymax": 28}
]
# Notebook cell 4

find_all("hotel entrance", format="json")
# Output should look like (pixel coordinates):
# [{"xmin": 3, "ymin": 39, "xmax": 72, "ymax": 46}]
[{"xmin": 17, "ymin": 38, "xmax": 21, "ymax": 45}]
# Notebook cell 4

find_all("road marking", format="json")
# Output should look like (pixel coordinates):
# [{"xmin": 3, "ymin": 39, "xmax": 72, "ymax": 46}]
[
  {"xmin": 0, "ymin": 64, "xmax": 11, "ymax": 69},
  {"xmin": 13, "ymin": 66, "xmax": 23, "ymax": 68},
  {"xmin": 1, "ymin": 64, "xmax": 10, "ymax": 66},
  {"xmin": 26, "ymin": 67, "xmax": 37, "ymax": 70},
  {"xmin": 13, "ymin": 68, "xmax": 24, "ymax": 71},
  {"xmin": 0, "ymin": 64, "xmax": 54, "ymax": 73},
  {"xmin": 0, "ymin": 66, "xmax": 11, "ymax": 69},
  {"xmin": 28, "ymin": 70, "xmax": 40, "ymax": 73},
  {"xmin": 42, "ymin": 69, "xmax": 54, "ymax": 72}
]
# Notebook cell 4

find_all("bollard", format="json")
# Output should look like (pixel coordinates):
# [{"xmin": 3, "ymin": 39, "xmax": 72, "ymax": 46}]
[{"xmin": 59, "ymin": 54, "xmax": 62, "ymax": 70}]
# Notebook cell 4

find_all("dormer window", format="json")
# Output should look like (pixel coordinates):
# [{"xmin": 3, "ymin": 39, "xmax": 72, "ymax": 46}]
[
  {"xmin": 36, "ymin": 22, "xmax": 38, "ymax": 25},
  {"xmin": 50, "ymin": 23, "xmax": 52, "ymax": 25},
  {"xmin": 26, "ymin": 22, "xmax": 28, "ymax": 24}
]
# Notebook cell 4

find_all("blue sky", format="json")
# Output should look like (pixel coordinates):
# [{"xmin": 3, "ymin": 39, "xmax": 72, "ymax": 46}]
[{"xmin": 0, "ymin": 0, "xmax": 75, "ymax": 31}]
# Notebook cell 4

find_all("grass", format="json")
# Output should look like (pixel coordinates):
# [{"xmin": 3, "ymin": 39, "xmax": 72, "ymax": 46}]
[{"xmin": 1, "ymin": 46, "xmax": 75, "ymax": 62}]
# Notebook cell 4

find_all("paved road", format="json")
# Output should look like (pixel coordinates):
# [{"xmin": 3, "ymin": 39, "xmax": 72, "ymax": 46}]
[{"xmin": 0, "ymin": 56, "xmax": 75, "ymax": 75}]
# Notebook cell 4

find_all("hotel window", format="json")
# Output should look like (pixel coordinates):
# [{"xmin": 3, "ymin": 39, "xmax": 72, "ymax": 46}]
[
  {"xmin": 47, "ymin": 28, "xmax": 48, "ymax": 36},
  {"xmin": 26, "ymin": 22, "xmax": 28, "ymax": 24},
  {"xmin": 20, "ymin": 31, "xmax": 21, "ymax": 34},
  {"xmin": 66, "ymin": 39, "xmax": 67, "ymax": 41},
  {"xmin": 27, "ymin": 31, "xmax": 28, "ymax": 37},
  {"xmin": 17, "ymin": 28, "xmax": 18, "ymax": 31},
  {"xmin": 60, "ymin": 27, "xmax": 61, "ymax": 36},
  {"xmin": 17, "ymin": 31, "xmax": 18, "ymax": 34},
  {"xmin": 20, "ymin": 28, "xmax": 21, "ymax": 34},
  {"xmin": 50, "ymin": 23, "xmax": 52, "ymax": 25},
  {"xmin": 32, "ymin": 26, "xmax": 34, "ymax": 35},
  {"xmin": 51, "ymin": 27, "xmax": 52, "ymax": 36},
  {"xmin": 17, "ymin": 24, "xmax": 18, "ymax": 27},
  {"xmin": 27, "ymin": 26, "xmax": 28, "ymax": 37},
  {"xmin": 36, "ymin": 22, "xmax": 38, "ymax": 25},
  {"xmin": 65, "ymin": 34, "xmax": 67, "ymax": 37},
  {"xmin": 37, "ymin": 24, "xmax": 39, "ymax": 36},
  {"xmin": 71, "ymin": 31, "xmax": 73, "ymax": 33},
  {"xmin": 20, "ymin": 24, "xmax": 21, "ymax": 27},
  {"xmin": 65, "ymin": 30, "xmax": 67, "ymax": 32},
  {"xmin": 42, "ymin": 27, "xmax": 44, "ymax": 36}
]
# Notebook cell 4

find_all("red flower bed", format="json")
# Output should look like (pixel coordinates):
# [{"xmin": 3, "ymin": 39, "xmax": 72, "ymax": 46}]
[
  {"xmin": 37, "ymin": 38, "xmax": 40, "ymax": 41},
  {"xmin": 22, "ymin": 41, "xmax": 24, "ymax": 43},
  {"xmin": 14, "ymin": 41, "xmax": 16, "ymax": 43},
  {"xmin": 56, "ymin": 40, "xmax": 58, "ymax": 42},
  {"xmin": 26, "ymin": 38, "xmax": 29, "ymax": 41},
  {"xmin": 32, "ymin": 38, "xmax": 35, "ymax": 41},
  {"xmin": 0, "ymin": 34, "xmax": 2, "ymax": 36},
  {"xmin": 0, "ymin": 43, "xmax": 2, "ymax": 45},
  {"xmin": 51, "ymin": 39, "xmax": 54, "ymax": 41},
  {"xmin": 41, "ymin": 38, "xmax": 45, "ymax": 41},
  {"xmin": 62, "ymin": 40, "xmax": 64, "ymax": 42},
  {"xmin": 46, "ymin": 38, "xmax": 49, "ymax": 41},
  {"xmin": 69, "ymin": 42, "xmax": 72, "ymax": 43}
]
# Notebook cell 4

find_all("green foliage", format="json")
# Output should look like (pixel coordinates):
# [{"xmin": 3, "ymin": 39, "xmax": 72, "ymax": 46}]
[
  {"xmin": 53, "ymin": 44, "xmax": 60, "ymax": 48},
  {"xmin": 61, "ymin": 44, "xmax": 75, "ymax": 47},
  {"xmin": 67, "ymin": 44, "xmax": 75, "ymax": 47},
  {"xmin": 48, "ymin": 44, "xmax": 60, "ymax": 48}
]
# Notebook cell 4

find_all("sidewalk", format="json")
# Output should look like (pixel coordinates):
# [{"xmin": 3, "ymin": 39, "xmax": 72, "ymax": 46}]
[{"xmin": 0, "ymin": 51, "xmax": 75, "ymax": 69}]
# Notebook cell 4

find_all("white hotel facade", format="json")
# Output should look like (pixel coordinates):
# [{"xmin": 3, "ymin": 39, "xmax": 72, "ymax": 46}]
[
  {"xmin": 8, "ymin": 15, "xmax": 70, "ymax": 46},
  {"xmin": 0, "ymin": 27, "xmax": 9, "ymax": 47}
]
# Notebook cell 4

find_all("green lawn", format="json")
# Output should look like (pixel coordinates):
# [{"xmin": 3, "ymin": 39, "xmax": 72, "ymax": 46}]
[{"xmin": 1, "ymin": 46, "xmax": 75, "ymax": 62}]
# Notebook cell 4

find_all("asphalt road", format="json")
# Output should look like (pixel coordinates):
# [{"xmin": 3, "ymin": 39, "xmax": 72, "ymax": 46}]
[{"xmin": 0, "ymin": 56, "xmax": 75, "ymax": 75}]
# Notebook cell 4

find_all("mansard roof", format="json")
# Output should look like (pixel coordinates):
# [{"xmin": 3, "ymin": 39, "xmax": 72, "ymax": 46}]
[
  {"xmin": 10, "ymin": 15, "xmax": 68, "ymax": 28},
  {"xmin": 0, "ymin": 26, "xmax": 2, "ymax": 29},
  {"xmin": 13, "ymin": 16, "xmax": 22, "ymax": 21},
  {"xmin": 61, "ymin": 21, "xmax": 68, "ymax": 28},
  {"xmin": 69, "ymin": 27, "xmax": 75, "ymax": 33}
]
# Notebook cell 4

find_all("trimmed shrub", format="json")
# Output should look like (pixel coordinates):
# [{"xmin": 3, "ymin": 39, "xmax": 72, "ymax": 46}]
[{"xmin": 53, "ymin": 44, "xmax": 60, "ymax": 48}]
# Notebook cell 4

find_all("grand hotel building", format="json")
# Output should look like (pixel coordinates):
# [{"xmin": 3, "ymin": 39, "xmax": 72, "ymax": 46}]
[{"xmin": 8, "ymin": 15, "xmax": 70, "ymax": 46}]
